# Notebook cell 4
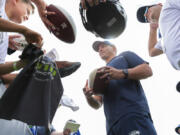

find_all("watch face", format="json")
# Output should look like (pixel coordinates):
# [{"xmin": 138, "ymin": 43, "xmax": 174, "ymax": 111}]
[{"xmin": 122, "ymin": 69, "xmax": 128, "ymax": 78}]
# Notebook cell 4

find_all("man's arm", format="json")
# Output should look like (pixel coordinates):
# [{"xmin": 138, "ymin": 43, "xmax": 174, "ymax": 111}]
[
  {"xmin": 0, "ymin": 18, "xmax": 42, "ymax": 45},
  {"xmin": 127, "ymin": 63, "xmax": 152, "ymax": 80},
  {"xmin": 83, "ymin": 80, "xmax": 102, "ymax": 109},
  {"xmin": 0, "ymin": 60, "xmax": 25, "ymax": 75},
  {"xmin": 0, "ymin": 73, "xmax": 17, "ymax": 84},
  {"xmin": 98, "ymin": 63, "xmax": 152, "ymax": 81},
  {"xmin": 0, "ymin": 18, "xmax": 28, "ymax": 33},
  {"xmin": 148, "ymin": 23, "xmax": 163, "ymax": 57}
]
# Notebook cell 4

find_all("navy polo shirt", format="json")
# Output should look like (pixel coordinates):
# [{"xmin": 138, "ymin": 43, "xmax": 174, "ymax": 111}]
[{"xmin": 103, "ymin": 51, "xmax": 151, "ymax": 133}]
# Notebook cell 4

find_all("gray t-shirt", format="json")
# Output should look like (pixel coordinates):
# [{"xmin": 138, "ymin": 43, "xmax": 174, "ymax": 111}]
[{"xmin": 0, "ymin": 82, "xmax": 32, "ymax": 135}]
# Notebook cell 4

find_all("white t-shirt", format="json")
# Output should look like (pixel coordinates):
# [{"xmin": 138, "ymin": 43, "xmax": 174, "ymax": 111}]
[
  {"xmin": 0, "ymin": 0, "xmax": 9, "ymax": 64},
  {"xmin": 159, "ymin": 0, "xmax": 180, "ymax": 70},
  {"xmin": 0, "ymin": 1, "xmax": 32, "ymax": 134}
]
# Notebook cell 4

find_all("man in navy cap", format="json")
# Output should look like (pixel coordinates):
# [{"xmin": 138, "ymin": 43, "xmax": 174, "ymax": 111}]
[
  {"xmin": 137, "ymin": 1, "xmax": 180, "ymax": 91},
  {"xmin": 83, "ymin": 41, "xmax": 157, "ymax": 135},
  {"xmin": 136, "ymin": 3, "xmax": 163, "ymax": 57}
]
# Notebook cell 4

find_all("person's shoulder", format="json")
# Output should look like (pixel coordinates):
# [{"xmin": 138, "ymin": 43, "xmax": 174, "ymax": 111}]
[{"xmin": 119, "ymin": 51, "xmax": 136, "ymax": 56}]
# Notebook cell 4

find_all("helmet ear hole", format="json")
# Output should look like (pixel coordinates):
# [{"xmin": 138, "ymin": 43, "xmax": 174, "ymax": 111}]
[{"xmin": 79, "ymin": 1, "xmax": 127, "ymax": 39}]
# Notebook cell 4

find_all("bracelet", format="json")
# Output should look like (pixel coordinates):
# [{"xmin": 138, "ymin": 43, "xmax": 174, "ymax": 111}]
[{"xmin": 13, "ymin": 62, "xmax": 18, "ymax": 71}]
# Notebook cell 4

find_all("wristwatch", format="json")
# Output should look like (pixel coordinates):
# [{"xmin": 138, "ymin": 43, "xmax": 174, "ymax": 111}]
[{"xmin": 122, "ymin": 69, "xmax": 128, "ymax": 79}]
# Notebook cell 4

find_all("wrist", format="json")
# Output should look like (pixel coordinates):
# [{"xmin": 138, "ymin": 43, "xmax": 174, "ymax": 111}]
[
  {"xmin": 86, "ymin": 94, "xmax": 93, "ymax": 99},
  {"xmin": 150, "ymin": 28, "xmax": 157, "ymax": 33},
  {"xmin": 122, "ymin": 69, "xmax": 128, "ymax": 79},
  {"xmin": 16, "ymin": 60, "xmax": 26, "ymax": 70},
  {"xmin": 18, "ymin": 26, "xmax": 28, "ymax": 35},
  {"xmin": 13, "ymin": 62, "xmax": 18, "ymax": 71}
]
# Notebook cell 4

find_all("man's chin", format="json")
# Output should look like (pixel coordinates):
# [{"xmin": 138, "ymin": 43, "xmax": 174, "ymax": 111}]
[{"xmin": 12, "ymin": 19, "xmax": 22, "ymax": 24}]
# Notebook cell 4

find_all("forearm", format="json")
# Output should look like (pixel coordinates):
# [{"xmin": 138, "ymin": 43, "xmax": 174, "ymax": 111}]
[
  {"xmin": 0, "ymin": 18, "xmax": 28, "ymax": 34},
  {"xmin": 0, "ymin": 60, "xmax": 25, "ymax": 75},
  {"xmin": 0, "ymin": 73, "xmax": 17, "ymax": 84},
  {"xmin": 148, "ymin": 28, "xmax": 158, "ymax": 56},
  {"xmin": 127, "ymin": 63, "xmax": 152, "ymax": 80},
  {"xmin": 86, "ymin": 96, "xmax": 102, "ymax": 109}
]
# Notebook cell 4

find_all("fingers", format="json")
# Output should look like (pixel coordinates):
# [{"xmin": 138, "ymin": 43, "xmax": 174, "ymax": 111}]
[
  {"xmin": 46, "ymin": 11, "xmax": 56, "ymax": 16},
  {"xmin": 63, "ymin": 128, "xmax": 71, "ymax": 135},
  {"xmin": 25, "ymin": 34, "xmax": 43, "ymax": 48},
  {"xmin": 33, "ymin": 33, "xmax": 43, "ymax": 47},
  {"xmin": 99, "ymin": 72, "xmax": 111, "ymax": 79},
  {"xmin": 9, "ymin": 44, "xmax": 18, "ymax": 50},
  {"xmin": 83, "ymin": 80, "xmax": 93, "ymax": 98},
  {"xmin": 12, "ymin": 42, "xmax": 20, "ymax": 50},
  {"xmin": 87, "ymin": 0, "xmax": 94, "ymax": 7},
  {"xmin": 40, "ymin": 8, "xmax": 56, "ymax": 30},
  {"xmin": 34, "ymin": 33, "xmax": 43, "ymax": 46},
  {"xmin": 43, "ymin": 18, "xmax": 55, "ymax": 30},
  {"xmin": 85, "ymin": 80, "xmax": 88, "ymax": 88},
  {"xmin": 83, "ymin": 80, "xmax": 89, "ymax": 93},
  {"xmin": 9, "ymin": 35, "xmax": 21, "ymax": 39},
  {"xmin": 81, "ymin": 0, "xmax": 87, "ymax": 9},
  {"xmin": 37, "ymin": 40, "xmax": 43, "ymax": 48},
  {"xmin": 94, "ymin": 0, "xmax": 99, "ymax": 5},
  {"xmin": 97, "ymin": 66, "xmax": 110, "ymax": 73},
  {"xmin": 85, "ymin": 90, "xmax": 93, "ymax": 98},
  {"xmin": 81, "ymin": 0, "xmax": 102, "ymax": 9},
  {"xmin": 97, "ymin": 66, "xmax": 112, "ymax": 79}
]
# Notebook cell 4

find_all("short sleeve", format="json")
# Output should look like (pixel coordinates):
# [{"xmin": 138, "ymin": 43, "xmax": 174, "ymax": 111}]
[
  {"xmin": 120, "ymin": 51, "xmax": 148, "ymax": 68},
  {"xmin": 155, "ymin": 40, "xmax": 164, "ymax": 51},
  {"xmin": 167, "ymin": 0, "xmax": 180, "ymax": 10}
]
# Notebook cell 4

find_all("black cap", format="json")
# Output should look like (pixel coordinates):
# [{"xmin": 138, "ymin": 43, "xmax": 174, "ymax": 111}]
[
  {"xmin": 175, "ymin": 125, "xmax": 180, "ymax": 134},
  {"xmin": 136, "ymin": 5, "xmax": 156, "ymax": 23},
  {"xmin": 92, "ymin": 41, "xmax": 115, "ymax": 52}
]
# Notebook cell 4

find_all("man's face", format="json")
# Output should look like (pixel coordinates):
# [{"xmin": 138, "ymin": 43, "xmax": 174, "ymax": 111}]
[
  {"xmin": 144, "ymin": 4, "xmax": 162, "ymax": 23},
  {"xmin": 98, "ymin": 44, "xmax": 115, "ymax": 60},
  {"xmin": 11, "ymin": 1, "xmax": 32, "ymax": 23}
]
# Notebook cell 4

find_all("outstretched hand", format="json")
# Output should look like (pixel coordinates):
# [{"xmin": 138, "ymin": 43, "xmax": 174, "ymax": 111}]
[
  {"xmin": 31, "ymin": 0, "xmax": 56, "ymax": 31},
  {"xmin": 63, "ymin": 128, "xmax": 71, "ymax": 135},
  {"xmin": 8, "ymin": 35, "xmax": 21, "ymax": 50},
  {"xmin": 22, "ymin": 28, "xmax": 43, "ymax": 47}
]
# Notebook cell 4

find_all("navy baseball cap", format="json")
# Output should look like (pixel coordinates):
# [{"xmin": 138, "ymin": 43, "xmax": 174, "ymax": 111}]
[
  {"xmin": 92, "ymin": 41, "xmax": 115, "ymax": 52},
  {"xmin": 136, "ymin": 4, "xmax": 156, "ymax": 23},
  {"xmin": 175, "ymin": 125, "xmax": 180, "ymax": 134}
]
